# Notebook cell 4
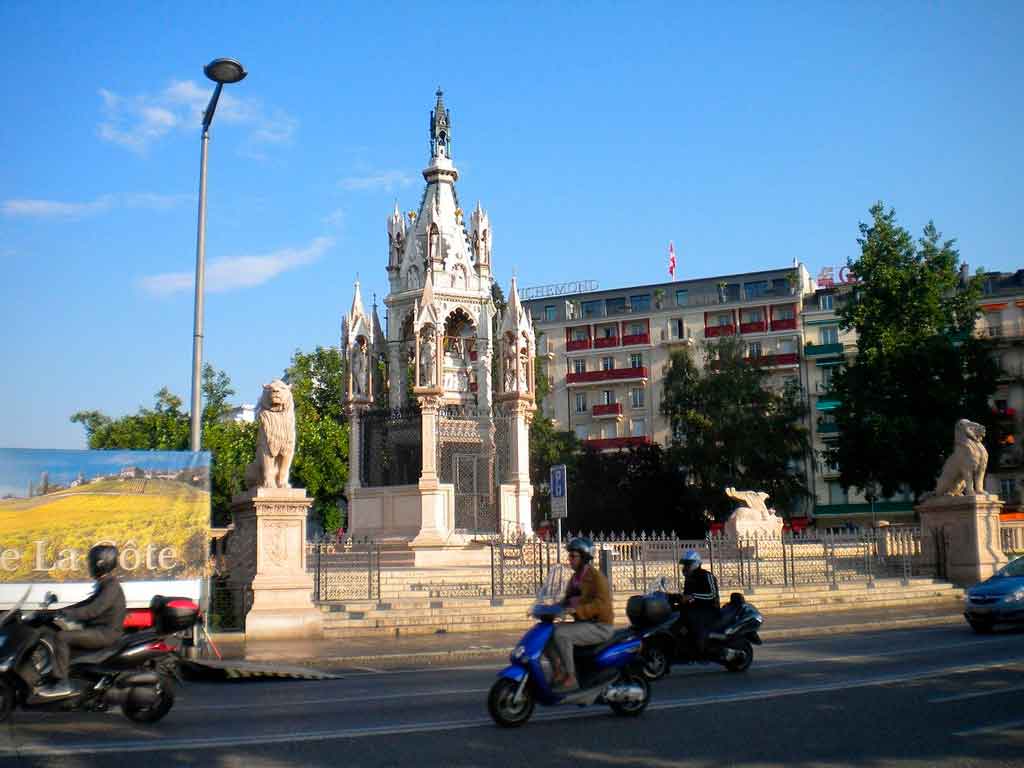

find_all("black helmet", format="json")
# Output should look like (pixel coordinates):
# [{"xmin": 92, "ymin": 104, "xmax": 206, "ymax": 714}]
[
  {"xmin": 566, "ymin": 537, "xmax": 595, "ymax": 563},
  {"xmin": 88, "ymin": 545, "xmax": 118, "ymax": 578}
]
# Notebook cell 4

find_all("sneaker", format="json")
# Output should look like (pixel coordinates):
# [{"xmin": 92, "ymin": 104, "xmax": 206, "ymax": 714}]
[
  {"xmin": 34, "ymin": 681, "xmax": 75, "ymax": 700},
  {"xmin": 553, "ymin": 676, "xmax": 579, "ymax": 693}
]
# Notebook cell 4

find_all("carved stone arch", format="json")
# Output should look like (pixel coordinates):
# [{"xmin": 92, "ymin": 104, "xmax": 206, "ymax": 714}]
[{"xmin": 444, "ymin": 306, "xmax": 477, "ymax": 338}]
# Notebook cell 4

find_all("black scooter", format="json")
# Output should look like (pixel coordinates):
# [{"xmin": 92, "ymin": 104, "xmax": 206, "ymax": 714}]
[
  {"xmin": 0, "ymin": 589, "xmax": 200, "ymax": 724},
  {"xmin": 629, "ymin": 588, "xmax": 764, "ymax": 679}
]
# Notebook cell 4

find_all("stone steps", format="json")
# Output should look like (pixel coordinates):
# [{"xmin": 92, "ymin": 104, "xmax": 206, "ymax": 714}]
[{"xmin": 318, "ymin": 578, "xmax": 964, "ymax": 638}]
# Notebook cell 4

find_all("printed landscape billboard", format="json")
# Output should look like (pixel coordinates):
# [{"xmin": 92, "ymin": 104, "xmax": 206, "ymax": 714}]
[{"xmin": 0, "ymin": 448, "xmax": 211, "ymax": 585}]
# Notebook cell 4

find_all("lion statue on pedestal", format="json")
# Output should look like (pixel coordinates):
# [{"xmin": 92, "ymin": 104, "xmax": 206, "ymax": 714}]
[
  {"xmin": 723, "ymin": 487, "xmax": 784, "ymax": 539},
  {"xmin": 244, "ymin": 379, "xmax": 296, "ymax": 490},
  {"xmin": 928, "ymin": 418, "xmax": 988, "ymax": 498}
]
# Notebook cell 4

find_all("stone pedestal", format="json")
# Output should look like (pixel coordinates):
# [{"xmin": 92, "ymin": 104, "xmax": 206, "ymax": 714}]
[
  {"xmin": 229, "ymin": 487, "xmax": 323, "ymax": 639},
  {"xmin": 916, "ymin": 494, "xmax": 1007, "ymax": 586}
]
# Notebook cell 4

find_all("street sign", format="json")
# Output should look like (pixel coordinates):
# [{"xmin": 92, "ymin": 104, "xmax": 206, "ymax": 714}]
[{"xmin": 550, "ymin": 464, "xmax": 568, "ymax": 519}]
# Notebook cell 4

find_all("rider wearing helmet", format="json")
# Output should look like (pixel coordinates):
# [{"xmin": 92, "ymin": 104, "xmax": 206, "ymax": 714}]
[
  {"xmin": 677, "ymin": 548, "xmax": 720, "ymax": 657},
  {"xmin": 37, "ymin": 544, "xmax": 126, "ymax": 699},
  {"xmin": 550, "ymin": 537, "xmax": 615, "ymax": 692}
]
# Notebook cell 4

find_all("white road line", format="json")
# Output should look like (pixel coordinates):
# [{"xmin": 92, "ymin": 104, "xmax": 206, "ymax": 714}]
[
  {"xmin": 953, "ymin": 718, "xmax": 1024, "ymax": 737},
  {"xmin": 930, "ymin": 683, "xmax": 1024, "ymax": 704},
  {"xmin": 4, "ymin": 656, "xmax": 1021, "ymax": 758}
]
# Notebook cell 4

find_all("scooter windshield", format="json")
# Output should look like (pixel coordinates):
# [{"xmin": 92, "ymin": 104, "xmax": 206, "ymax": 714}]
[
  {"xmin": 0, "ymin": 587, "xmax": 31, "ymax": 628},
  {"xmin": 536, "ymin": 565, "xmax": 572, "ymax": 605}
]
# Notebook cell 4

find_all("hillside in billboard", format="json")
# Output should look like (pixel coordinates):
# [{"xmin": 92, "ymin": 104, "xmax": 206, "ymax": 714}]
[{"xmin": 0, "ymin": 449, "xmax": 211, "ymax": 583}]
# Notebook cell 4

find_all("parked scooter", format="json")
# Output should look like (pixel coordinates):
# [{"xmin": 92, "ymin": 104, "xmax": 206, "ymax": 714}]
[
  {"xmin": 488, "ymin": 567, "xmax": 651, "ymax": 727},
  {"xmin": 0, "ymin": 589, "xmax": 200, "ymax": 723},
  {"xmin": 630, "ymin": 579, "xmax": 764, "ymax": 679}
]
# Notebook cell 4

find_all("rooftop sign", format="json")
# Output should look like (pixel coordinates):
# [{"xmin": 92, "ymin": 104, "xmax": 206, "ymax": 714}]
[{"xmin": 521, "ymin": 280, "xmax": 599, "ymax": 301}]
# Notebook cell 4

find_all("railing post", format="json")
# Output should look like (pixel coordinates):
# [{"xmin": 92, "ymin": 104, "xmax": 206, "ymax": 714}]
[
  {"xmin": 314, "ymin": 539, "xmax": 321, "ymax": 603},
  {"xmin": 599, "ymin": 546, "xmax": 613, "ymax": 595},
  {"xmin": 782, "ymin": 533, "xmax": 789, "ymax": 588}
]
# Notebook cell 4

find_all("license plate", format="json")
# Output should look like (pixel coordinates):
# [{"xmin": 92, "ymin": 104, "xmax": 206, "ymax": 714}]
[{"xmin": 970, "ymin": 605, "xmax": 991, "ymax": 614}]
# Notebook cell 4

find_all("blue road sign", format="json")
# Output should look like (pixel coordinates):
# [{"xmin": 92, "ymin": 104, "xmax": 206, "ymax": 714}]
[{"xmin": 550, "ymin": 464, "xmax": 568, "ymax": 518}]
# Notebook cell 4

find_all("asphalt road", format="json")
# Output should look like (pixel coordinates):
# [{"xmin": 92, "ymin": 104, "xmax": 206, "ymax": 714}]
[{"xmin": 2, "ymin": 623, "xmax": 1022, "ymax": 767}]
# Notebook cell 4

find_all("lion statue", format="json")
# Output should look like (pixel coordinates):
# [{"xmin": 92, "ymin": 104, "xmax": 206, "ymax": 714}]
[
  {"xmin": 244, "ymin": 379, "xmax": 296, "ymax": 490},
  {"xmin": 928, "ymin": 418, "xmax": 988, "ymax": 497},
  {"xmin": 724, "ymin": 487, "xmax": 784, "ymax": 539}
]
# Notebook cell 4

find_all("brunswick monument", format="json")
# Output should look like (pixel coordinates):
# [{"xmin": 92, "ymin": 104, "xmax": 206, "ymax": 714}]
[{"xmin": 340, "ymin": 90, "xmax": 536, "ymax": 566}]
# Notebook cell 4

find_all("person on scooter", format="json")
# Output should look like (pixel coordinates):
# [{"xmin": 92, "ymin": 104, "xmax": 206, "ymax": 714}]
[
  {"xmin": 37, "ymin": 544, "xmax": 126, "ymax": 698},
  {"xmin": 550, "ymin": 537, "xmax": 614, "ymax": 692},
  {"xmin": 675, "ymin": 548, "xmax": 719, "ymax": 657}
]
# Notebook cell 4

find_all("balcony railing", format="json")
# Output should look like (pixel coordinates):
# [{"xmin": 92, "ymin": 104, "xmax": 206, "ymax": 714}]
[
  {"xmin": 567, "ymin": 366, "xmax": 649, "ymax": 385},
  {"xmin": 566, "ymin": 339, "xmax": 591, "ymax": 352},
  {"xmin": 739, "ymin": 321, "xmax": 767, "ymax": 334},
  {"xmin": 585, "ymin": 436, "xmax": 652, "ymax": 451},
  {"xmin": 805, "ymin": 342, "xmax": 843, "ymax": 356},
  {"xmin": 705, "ymin": 325, "xmax": 736, "ymax": 338},
  {"xmin": 817, "ymin": 421, "xmax": 840, "ymax": 434},
  {"xmin": 622, "ymin": 333, "xmax": 650, "ymax": 346},
  {"xmin": 594, "ymin": 336, "xmax": 620, "ymax": 349},
  {"xmin": 592, "ymin": 403, "xmax": 623, "ymax": 418},
  {"xmin": 771, "ymin": 318, "xmax": 798, "ymax": 331}
]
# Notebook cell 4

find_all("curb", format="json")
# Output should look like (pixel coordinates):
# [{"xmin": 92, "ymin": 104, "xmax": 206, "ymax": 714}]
[{"xmin": 241, "ymin": 612, "xmax": 966, "ymax": 670}]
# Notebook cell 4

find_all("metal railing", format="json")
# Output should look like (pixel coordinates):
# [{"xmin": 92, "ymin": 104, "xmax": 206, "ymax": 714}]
[
  {"xmin": 308, "ymin": 537, "xmax": 381, "ymax": 602},
  {"xmin": 1001, "ymin": 520, "xmax": 1024, "ymax": 556},
  {"xmin": 206, "ymin": 578, "xmax": 251, "ymax": 632}
]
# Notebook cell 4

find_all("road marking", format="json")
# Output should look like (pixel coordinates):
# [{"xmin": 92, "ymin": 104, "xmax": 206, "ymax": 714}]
[
  {"xmin": 4, "ymin": 656, "xmax": 1021, "ymax": 757},
  {"xmin": 930, "ymin": 683, "xmax": 1024, "ymax": 704},
  {"xmin": 953, "ymin": 718, "xmax": 1024, "ymax": 737},
  {"xmin": 186, "ymin": 687, "xmax": 488, "ymax": 711}
]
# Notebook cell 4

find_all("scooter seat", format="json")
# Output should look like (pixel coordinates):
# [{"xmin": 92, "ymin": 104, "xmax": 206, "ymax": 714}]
[
  {"xmin": 574, "ymin": 628, "xmax": 633, "ymax": 659},
  {"xmin": 70, "ymin": 629, "xmax": 157, "ymax": 666}
]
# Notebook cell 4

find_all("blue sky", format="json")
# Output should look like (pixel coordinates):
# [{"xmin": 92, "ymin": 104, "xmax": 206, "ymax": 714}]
[{"xmin": 2, "ymin": 2, "xmax": 1021, "ymax": 449}]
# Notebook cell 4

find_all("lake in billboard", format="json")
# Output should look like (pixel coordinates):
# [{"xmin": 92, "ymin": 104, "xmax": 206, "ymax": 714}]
[{"xmin": 0, "ymin": 448, "xmax": 211, "ymax": 588}]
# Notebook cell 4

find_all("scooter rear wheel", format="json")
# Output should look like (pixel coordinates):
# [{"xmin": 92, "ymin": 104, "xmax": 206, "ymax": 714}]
[
  {"xmin": 641, "ymin": 642, "xmax": 671, "ymax": 680},
  {"xmin": 487, "ymin": 678, "xmax": 534, "ymax": 728},
  {"xmin": 724, "ymin": 639, "xmax": 753, "ymax": 673},
  {"xmin": 121, "ymin": 673, "xmax": 175, "ymax": 724},
  {"xmin": 608, "ymin": 672, "xmax": 650, "ymax": 717}
]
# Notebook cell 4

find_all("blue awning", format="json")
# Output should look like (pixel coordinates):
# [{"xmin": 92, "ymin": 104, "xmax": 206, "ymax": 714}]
[{"xmin": 816, "ymin": 399, "xmax": 841, "ymax": 411}]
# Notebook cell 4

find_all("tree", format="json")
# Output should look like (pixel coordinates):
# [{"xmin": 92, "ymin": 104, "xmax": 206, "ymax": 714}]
[
  {"xmin": 829, "ymin": 203, "xmax": 998, "ymax": 500},
  {"xmin": 661, "ymin": 336, "xmax": 810, "ymax": 521},
  {"xmin": 284, "ymin": 347, "xmax": 349, "ymax": 534}
]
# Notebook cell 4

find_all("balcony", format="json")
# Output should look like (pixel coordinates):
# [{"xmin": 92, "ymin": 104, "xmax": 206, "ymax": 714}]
[
  {"xmin": 594, "ymin": 336, "xmax": 620, "ymax": 349},
  {"xmin": 993, "ymin": 407, "xmax": 1018, "ymax": 420},
  {"xmin": 817, "ymin": 421, "xmax": 840, "ymax": 434},
  {"xmin": 592, "ymin": 403, "xmax": 623, "ymax": 418},
  {"xmin": 622, "ymin": 333, "xmax": 650, "ymax": 346},
  {"xmin": 805, "ymin": 342, "xmax": 843, "ymax": 357},
  {"xmin": 566, "ymin": 339, "xmax": 592, "ymax": 352},
  {"xmin": 585, "ymin": 436, "xmax": 652, "ymax": 451},
  {"xmin": 705, "ymin": 325, "xmax": 736, "ymax": 338},
  {"xmin": 768, "ymin": 352, "xmax": 799, "ymax": 366},
  {"xmin": 739, "ymin": 321, "xmax": 767, "ymax": 334},
  {"xmin": 771, "ymin": 318, "xmax": 798, "ymax": 331},
  {"xmin": 567, "ymin": 366, "xmax": 649, "ymax": 386}
]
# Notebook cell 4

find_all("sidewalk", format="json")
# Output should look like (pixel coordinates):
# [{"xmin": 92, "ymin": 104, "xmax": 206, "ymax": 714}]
[{"xmin": 205, "ymin": 602, "xmax": 966, "ymax": 671}]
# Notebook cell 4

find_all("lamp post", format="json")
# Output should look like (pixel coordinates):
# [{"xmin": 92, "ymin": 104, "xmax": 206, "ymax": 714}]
[{"xmin": 189, "ymin": 58, "xmax": 247, "ymax": 452}]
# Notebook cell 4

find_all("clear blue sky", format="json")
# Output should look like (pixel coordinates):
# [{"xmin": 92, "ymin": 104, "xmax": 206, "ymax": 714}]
[{"xmin": 2, "ymin": 2, "xmax": 1021, "ymax": 449}]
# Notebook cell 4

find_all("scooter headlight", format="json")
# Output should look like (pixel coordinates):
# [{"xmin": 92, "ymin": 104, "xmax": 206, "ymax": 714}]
[{"xmin": 511, "ymin": 644, "xmax": 528, "ymax": 662}]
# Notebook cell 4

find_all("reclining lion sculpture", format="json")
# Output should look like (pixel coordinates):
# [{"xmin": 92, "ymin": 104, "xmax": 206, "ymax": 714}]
[{"xmin": 244, "ymin": 379, "xmax": 296, "ymax": 490}]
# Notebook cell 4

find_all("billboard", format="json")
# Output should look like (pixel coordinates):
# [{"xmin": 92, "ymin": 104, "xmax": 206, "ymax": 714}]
[{"xmin": 0, "ymin": 448, "xmax": 211, "ymax": 587}]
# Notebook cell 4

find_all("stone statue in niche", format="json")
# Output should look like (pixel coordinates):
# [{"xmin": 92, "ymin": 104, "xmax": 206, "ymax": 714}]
[
  {"xmin": 503, "ymin": 335, "xmax": 518, "ymax": 392},
  {"xmin": 406, "ymin": 265, "xmax": 420, "ymax": 290},
  {"xmin": 351, "ymin": 338, "xmax": 368, "ymax": 398},
  {"xmin": 419, "ymin": 330, "xmax": 436, "ymax": 387}
]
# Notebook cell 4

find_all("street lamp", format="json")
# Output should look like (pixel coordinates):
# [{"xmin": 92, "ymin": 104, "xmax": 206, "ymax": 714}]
[{"xmin": 189, "ymin": 58, "xmax": 247, "ymax": 451}]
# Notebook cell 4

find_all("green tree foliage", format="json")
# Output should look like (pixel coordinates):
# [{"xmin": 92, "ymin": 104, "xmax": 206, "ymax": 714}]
[
  {"xmin": 284, "ymin": 347, "xmax": 349, "ymax": 534},
  {"xmin": 661, "ymin": 337, "xmax": 810, "ymax": 521},
  {"xmin": 829, "ymin": 203, "xmax": 998, "ymax": 499}
]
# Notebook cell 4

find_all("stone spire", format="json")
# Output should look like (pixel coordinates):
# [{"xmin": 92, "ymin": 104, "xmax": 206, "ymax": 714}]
[
  {"xmin": 387, "ymin": 201, "xmax": 405, "ymax": 272},
  {"xmin": 430, "ymin": 87, "xmax": 451, "ymax": 162}
]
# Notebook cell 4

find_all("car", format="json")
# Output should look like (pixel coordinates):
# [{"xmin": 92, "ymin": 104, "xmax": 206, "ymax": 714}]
[{"xmin": 964, "ymin": 555, "xmax": 1024, "ymax": 633}]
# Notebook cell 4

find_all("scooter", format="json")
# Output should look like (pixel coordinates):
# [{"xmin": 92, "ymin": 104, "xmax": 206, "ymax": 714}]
[
  {"xmin": 487, "ymin": 568, "xmax": 651, "ymax": 727},
  {"xmin": 0, "ymin": 589, "xmax": 200, "ymax": 724},
  {"xmin": 632, "ymin": 586, "xmax": 764, "ymax": 679}
]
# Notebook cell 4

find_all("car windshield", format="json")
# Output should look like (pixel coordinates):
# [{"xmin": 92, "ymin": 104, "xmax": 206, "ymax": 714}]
[{"xmin": 996, "ymin": 557, "xmax": 1024, "ymax": 578}]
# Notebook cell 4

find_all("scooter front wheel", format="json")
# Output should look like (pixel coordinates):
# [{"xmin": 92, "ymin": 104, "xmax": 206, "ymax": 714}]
[
  {"xmin": 641, "ymin": 642, "xmax": 671, "ymax": 680},
  {"xmin": 487, "ymin": 678, "xmax": 534, "ymax": 728},
  {"xmin": 724, "ymin": 639, "xmax": 753, "ymax": 673}
]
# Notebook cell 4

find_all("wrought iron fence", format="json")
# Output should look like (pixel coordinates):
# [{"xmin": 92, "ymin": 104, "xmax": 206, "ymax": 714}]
[
  {"xmin": 360, "ymin": 406, "xmax": 422, "ymax": 487},
  {"xmin": 489, "ymin": 536, "xmax": 561, "ymax": 597},
  {"xmin": 308, "ymin": 537, "xmax": 381, "ymax": 601},
  {"xmin": 206, "ymin": 578, "xmax": 251, "ymax": 632}
]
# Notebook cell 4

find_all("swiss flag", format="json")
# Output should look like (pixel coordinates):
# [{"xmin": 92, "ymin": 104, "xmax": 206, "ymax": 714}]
[{"xmin": 668, "ymin": 241, "xmax": 676, "ymax": 278}]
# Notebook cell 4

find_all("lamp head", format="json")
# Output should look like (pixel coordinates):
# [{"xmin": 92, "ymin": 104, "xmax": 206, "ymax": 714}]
[{"xmin": 204, "ymin": 58, "xmax": 247, "ymax": 84}]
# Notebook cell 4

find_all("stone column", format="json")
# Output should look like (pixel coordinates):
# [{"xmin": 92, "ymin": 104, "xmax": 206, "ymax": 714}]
[
  {"xmin": 496, "ymin": 393, "xmax": 535, "ymax": 537},
  {"xmin": 916, "ymin": 494, "xmax": 1007, "ymax": 586},
  {"xmin": 410, "ymin": 389, "xmax": 449, "ymax": 546},
  {"xmin": 388, "ymin": 342, "xmax": 405, "ymax": 409},
  {"xmin": 229, "ymin": 487, "xmax": 322, "ymax": 639}
]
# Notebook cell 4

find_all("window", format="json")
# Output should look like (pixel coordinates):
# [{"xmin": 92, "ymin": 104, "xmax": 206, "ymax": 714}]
[
  {"xmin": 575, "ymin": 392, "xmax": 588, "ymax": 413},
  {"xmin": 820, "ymin": 326, "xmax": 839, "ymax": 345},
  {"xmin": 747, "ymin": 341, "xmax": 762, "ymax": 358},
  {"xmin": 581, "ymin": 300, "xmax": 603, "ymax": 319},
  {"xmin": 572, "ymin": 327, "xmax": 588, "ymax": 341},
  {"xmin": 774, "ymin": 305, "xmax": 796, "ymax": 321},
  {"xmin": 779, "ymin": 338, "xmax": 797, "ymax": 354},
  {"xmin": 601, "ymin": 390, "xmax": 615, "ymax": 405},
  {"xmin": 631, "ymin": 418, "xmax": 646, "ymax": 437},
  {"xmin": 573, "ymin": 359, "xmax": 586, "ymax": 374},
  {"xmin": 820, "ymin": 366, "xmax": 835, "ymax": 390},
  {"xmin": 675, "ymin": 289, "xmax": 689, "ymax": 307},
  {"xmin": 600, "ymin": 325, "xmax": 616, "ymax": 339},
  {"xmin": 544, "ymin": 305, "xmax": 557, "ymax": 322},
  {"xmin": 574, "ymin": 425, "xmax": 590, "ymax": 440},
  {"xmin": 606, "ymin": 297, "xmax": 627, "ymax": 315},
  {"xmin": 671, "ymin": 318, "xmax": 684, "ymax": 339},
  {"xmin": 742, "ymin": 309, "xmax": 763, "ymax": 323},
  {"xmin": 1000, "ymin": 478, "xmax": 1017, "ymax": 502},
  {"xmin": 629, "ymin": 322, "xmax": 645, "ymax": 336},
  {"xmin": 630, "ymin": 294, "xmax": 651, "ymax": 312},
  {"xmin": 717, "ymin": 313, "xmax": 732, "ymax": 326},
  {"xmin": 744, "ymin": 281, "xmax": 769, "ymax": 300},
  {"xmin": 630, "ymin": 388, "xmax": 644, "ymax": 408},
  {"xmin": 602, "ymin": 356, "xmax": 615, "ymax": 371},
  {"xmin": 772, "ymin": 278, "xmax": 790, "ymax": 294},
  {"xmin": 828, "ymin": 481, "xmax": 848, "ymax": 505},
  {"xmin": 630, "ymin": 353, "xmax": 643, "ymax": 369},
  {"xmin": 818, "ymin": 294, "xmax": 834, "ymax": 311},
  {"xmin": 601, "ymin": 423, "xmax": 617, "ymax": 439}
]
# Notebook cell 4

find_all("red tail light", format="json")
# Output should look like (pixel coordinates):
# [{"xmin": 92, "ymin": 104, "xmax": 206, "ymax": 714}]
[
  {"xmin": 146, "ymin": 640, "xmax": 175, "ymax": 653},
  {"xmin": 167, "ymin": 599, "xmax": 199, "ymax": 611},
  {"xmin": 123, "ymin": 609, "xmax": 154, "ymax": 629}
]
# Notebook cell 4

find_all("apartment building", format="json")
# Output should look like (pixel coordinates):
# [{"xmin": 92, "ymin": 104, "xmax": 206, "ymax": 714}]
[{"xmin": 524, "ymin": 263, "xmax": 812, "ymax": 456}]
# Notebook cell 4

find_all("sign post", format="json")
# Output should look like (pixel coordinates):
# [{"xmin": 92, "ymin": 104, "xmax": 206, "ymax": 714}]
[{"xmin": 550, "ymin": 464, "xmax": 568, "ymax": 548}]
